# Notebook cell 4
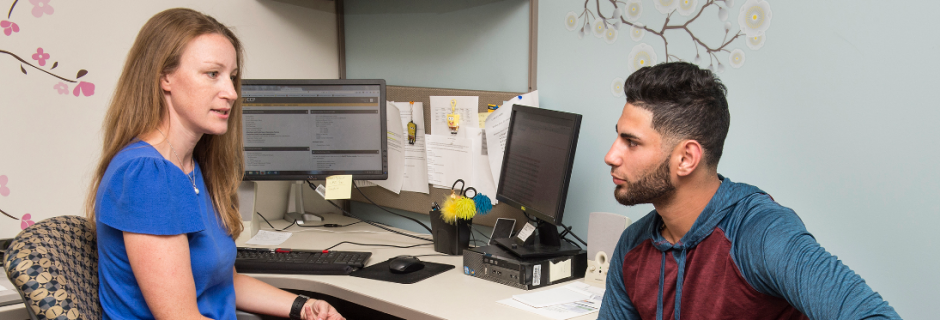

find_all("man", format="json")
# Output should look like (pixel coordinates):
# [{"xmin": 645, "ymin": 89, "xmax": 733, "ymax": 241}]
[{"xmin": 598, "ymin": 62, "xmax": 899, "ymax": 319}]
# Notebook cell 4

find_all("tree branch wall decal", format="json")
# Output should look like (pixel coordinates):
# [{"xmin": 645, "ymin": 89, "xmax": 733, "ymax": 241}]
[
  {"xmin": 1, "ymin": 0, "xmax": 96, "ymax": 97},
  {"xmin": 565, "ymin": 0, "xmax": 774, "ymax": 97}
]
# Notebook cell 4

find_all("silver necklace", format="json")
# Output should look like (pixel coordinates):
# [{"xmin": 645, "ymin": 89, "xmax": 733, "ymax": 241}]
[{"xmin": 157, "ymin": 129, "xmax": 199, "ymax": 194}]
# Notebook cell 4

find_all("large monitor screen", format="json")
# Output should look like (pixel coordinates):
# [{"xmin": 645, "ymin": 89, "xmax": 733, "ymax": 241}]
[
  {"xmin": 240, "ymin": 79, "xmax": 387, "ymax": 181},
  {"xmin": 496, "ymin": 105, "xmax": 582, "ymax": 226}
]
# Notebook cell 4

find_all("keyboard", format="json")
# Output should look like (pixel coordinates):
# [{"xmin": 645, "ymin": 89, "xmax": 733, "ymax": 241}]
[{"xmin": 235, "ymin": 247, "xmax": 372, "ymax": 275}]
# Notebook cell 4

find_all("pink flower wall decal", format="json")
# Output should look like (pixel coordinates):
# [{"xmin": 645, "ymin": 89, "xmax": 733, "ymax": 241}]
[
  {"xmin": 53, "ymin": 82, "xmax": 68, "ymax": 94},
  {"xmin": 32, "ymin": 47, "xmax": 50, "ymax": 66},
  {"xmin": 1, "ymin": 20, "xmax": 19, "ymax": 36},
  {"xmin": 30, "ymin": 0, "xmax": 54, "ymax": 18},
  {"xmin": 73, "ymin": 81, "xmax": 95, "ymax": 96},
  {"xmin": 0, "ymin": 175, "xmax": 9, "ymax": 197},
  {"xmin": 21, "ymin": 213, "xmax": 35, "ymax": 229}
]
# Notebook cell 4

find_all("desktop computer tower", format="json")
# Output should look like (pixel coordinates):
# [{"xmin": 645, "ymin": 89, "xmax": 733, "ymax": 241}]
[{"xmin": 462, "ymin": 245, "xmax": 586, "ymax": 290}]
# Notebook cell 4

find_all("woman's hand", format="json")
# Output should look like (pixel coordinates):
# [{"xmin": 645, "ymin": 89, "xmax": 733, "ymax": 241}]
[{"xmin": 300, "ymin": 299, "xmax": 344, "ymax": 320}]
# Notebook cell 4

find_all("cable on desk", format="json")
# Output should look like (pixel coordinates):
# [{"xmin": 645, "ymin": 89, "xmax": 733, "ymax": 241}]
[
  {"xmin": 255, "ymin": 212, "xmax": 296, "ymax": 231},
  {"xmin": 351, "ymin": 183, "xmax": 433, "ymax": 233},
  {"xmin": 325, "ymin": 241, "xmax": 432, "ymax": 251},
  {"xmin": 307, "ymin": 181, "xmax": 433, "ymax": 242},
  {"xmin": 559, "ymin": 223, "xmax": 587, "ymax": 246},
  {"xmin": 472, "ymin": 226, "xmax": 491, "ymax": 241},
  {"xmin": 520, "ymin": 211, "xmax": 587, "ymax": 247}
]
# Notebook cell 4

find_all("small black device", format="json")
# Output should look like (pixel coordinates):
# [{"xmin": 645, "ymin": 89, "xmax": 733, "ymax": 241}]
[
  {"xmin": 488, "ymin": 218, "xmax": 516, "ymax": 245},
  {"xmin": 235, "ymin": 247, "xmax": 371, "ymax": 275},
  {"xmin": 387, "ymin": 255, "xmax": 425, "ymax": 274},
  {"xmin": 494, "ymin": 105, "xmax": 583, "ymax": 258},
  {"xmin": 463, "ymin": 244, "xmax": 586, "ymax": 290}
]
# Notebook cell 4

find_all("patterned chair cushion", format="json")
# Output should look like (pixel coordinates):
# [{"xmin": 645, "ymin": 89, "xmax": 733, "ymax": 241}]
[{"xmin": 4, "ymin": 215, "xmax": 100, "ymax": 320}]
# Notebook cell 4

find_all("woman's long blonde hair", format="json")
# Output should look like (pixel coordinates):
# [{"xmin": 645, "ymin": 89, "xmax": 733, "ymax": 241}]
[{"xmin": 85, "ymin": 8, "xmax": 245, "ymax": 238}]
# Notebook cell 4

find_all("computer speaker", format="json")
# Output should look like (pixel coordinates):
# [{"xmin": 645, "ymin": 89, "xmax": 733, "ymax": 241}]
[
  {"xmin": 585, "ymin": 212, "xmax": 631, "ymax": 287},
  {"xmin": 237, "ymin": 181, "xmax": 260, "ymax": 240}
]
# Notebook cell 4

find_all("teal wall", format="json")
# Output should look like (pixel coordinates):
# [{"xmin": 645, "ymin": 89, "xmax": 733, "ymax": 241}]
[
  {"xmin": 348, "ymin": 1, "xmax": 939, "ymax": 317},
  {"xmin": 344, "ymin": 0, "xmax": 529, "ymax": 92},
  {"xmin": 539, "ymin": 0, "xmax": 938, "ymax": 318}
]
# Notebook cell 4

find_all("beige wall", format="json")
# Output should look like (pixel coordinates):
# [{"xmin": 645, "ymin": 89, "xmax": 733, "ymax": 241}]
[{"xmin": 0, "ymin": 0, "xmax": 339, "ymax": 238}]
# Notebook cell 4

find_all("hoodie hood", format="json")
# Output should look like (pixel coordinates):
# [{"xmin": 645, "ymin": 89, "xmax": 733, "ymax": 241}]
[
  {"xmin": 649, "ymin": 175, "xmax": 764, "ymax": 252},
  {"xmin": 647, "ymin": 175, "xmax": 764, "ymax": 320}
]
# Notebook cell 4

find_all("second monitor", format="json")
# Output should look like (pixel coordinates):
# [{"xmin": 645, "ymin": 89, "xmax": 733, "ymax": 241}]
[{"xmin": 493, "ymin": 104, "xmax": 583, "ymax": 258}]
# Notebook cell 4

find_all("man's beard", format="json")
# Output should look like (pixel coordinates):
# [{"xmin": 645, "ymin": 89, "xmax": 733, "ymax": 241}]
[{"xmin": 614, "ymin": 156, "xmax": 676, "ymax": 206}]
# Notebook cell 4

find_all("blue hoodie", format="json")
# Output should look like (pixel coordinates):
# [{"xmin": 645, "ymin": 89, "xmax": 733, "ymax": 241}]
[{"xmin": 598, "ymin": 176, "xmax": 899, "ymax": 320}]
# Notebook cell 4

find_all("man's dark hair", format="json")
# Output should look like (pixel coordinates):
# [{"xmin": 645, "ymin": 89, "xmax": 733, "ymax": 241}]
[{"xmin": 624, "ymin": 61, "xmax": 730, "ymax": 168}]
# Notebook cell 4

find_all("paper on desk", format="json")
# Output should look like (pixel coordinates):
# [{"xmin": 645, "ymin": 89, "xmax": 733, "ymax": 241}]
[
  {"xmin": 367, "ymin": 101, "xmax": 405, "ymax": 194},
  {"xmin": 425, "ymin": 134, "xmax": 473, "ymax": 189},
  {"xmin": 484, "ymin": 104, "xmax": 513, "ymax": 185},
  {"xmin": 325, "ymin": 175, "xmax": 353, "ymax": 199},
  {"xmin": 466, "ymin": 127, "xmax": 498, "ymax": 204},
  {"xmin": 394, "ymin": 101, "xmax": 430, "ymax": 194},
  {"xmin": 430, "ymin": 96, "xmax": 478, "ymax": 136},
  {"xmin": 502, "ymin": 282, "xmax": 604, "ymax": 319},
  {"xmin": 245, "ymin": 230, "xmax": 292, "ymax": 246},
  {"xmin": 498, "ymin": 298, "xmax": 597, "ymax": 320},
  {"xmin": 513, "ymin": 283, "xmax": 592, "ymax": 308}
]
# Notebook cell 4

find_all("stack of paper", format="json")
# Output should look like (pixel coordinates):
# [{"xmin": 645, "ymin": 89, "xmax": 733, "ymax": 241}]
[
  {"xmin": 425, "ymin": 91, "xmax": 539, "ymax": 198},
  {"xmin": 498, "ymin": 281, "xmax": 604, "ymax": 320}
]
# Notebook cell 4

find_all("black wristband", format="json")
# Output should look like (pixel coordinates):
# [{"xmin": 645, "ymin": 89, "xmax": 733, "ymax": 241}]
[{"xmin": 289, "ymin": 294, "xmax": 310, "ymax": 320}]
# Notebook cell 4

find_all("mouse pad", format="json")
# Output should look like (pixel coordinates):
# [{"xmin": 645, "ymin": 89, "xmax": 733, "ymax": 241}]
[{"xmin": 349, "ymin": 260, "xmax": 455, "ymax": 284}]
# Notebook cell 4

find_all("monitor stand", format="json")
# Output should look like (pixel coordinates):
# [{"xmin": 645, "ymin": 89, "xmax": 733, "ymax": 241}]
[
  {"xmin": 284, "ymin": 181, "xmax": 323, "ymax": 226},
  {"xmin": 494, "ymin": 219, "xmax": 582, "ymax": 259}
]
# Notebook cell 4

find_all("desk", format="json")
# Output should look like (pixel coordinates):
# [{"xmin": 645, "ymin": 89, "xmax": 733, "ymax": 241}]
[
  {"xmin": 0, "ymin": 212, "xmax": 600, "ymax": 320},
  {"xmin": 239, "ymin": 213, "xmax": 599, "ymax": 320}
]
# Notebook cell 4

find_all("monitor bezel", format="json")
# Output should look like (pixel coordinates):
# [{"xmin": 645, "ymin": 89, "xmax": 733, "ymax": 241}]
[
  {"xmin": 495, "ymin": 104, "xmax": 582, "ymax": 226},
  {"xmin": 240, "ymin": 79, "xmax": 388, "ymax": 181}
]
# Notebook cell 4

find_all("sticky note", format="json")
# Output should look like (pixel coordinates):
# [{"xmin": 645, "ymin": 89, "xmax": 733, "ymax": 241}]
[
  {"xmin": 324, "ymin": 175, "xmax": 353, "ymax": 200},
  {"xmin": 478, "ymin": 112, "xmax": 490, "ymax": 128}
]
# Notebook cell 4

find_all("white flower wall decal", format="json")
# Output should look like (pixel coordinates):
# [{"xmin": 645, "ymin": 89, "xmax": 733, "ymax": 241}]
[
  {"xmin": 729, "ymin": 49, "xmax": 745, "ymax": 68},
  {"xmin": 611, "ymin": 77, "xmax": 625, "ymax": 97},
  {"xmin": 677, "ymin": 0, "xmax": 699, "ymax": 16},
  {"xmin": 654, "ymin": 0, "xmax": 680, "ymax": 14},
  {"xmin": 628, "ymin": 43, "xmax": 658, "ymax": 72},
  {"xmin": 593, "ymin": 19, "xmax": 607, "ymax": 38},
  {"xmin": 746, "ymin": 33, "xmax": 765, "ymax": 49},
  {"xmin": 630, "ymin": 23, "xmax": 646, "ymax": 42},
  {"xmin": 739, "ymin": 0, "xmax": 773, "ymax": 37},
  {"xmin": 625, "ymin": 0, "xmax": 643, "ymax": 22},
  {"xmin": 565, "ymin": 11, "xmax": 579, "ymax": 31},
  {"xmin": 605, "ymin": 27, "xmax": 619, "ymax": 44}
]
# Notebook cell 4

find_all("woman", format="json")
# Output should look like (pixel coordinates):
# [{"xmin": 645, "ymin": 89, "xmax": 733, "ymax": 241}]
[{"xmin": 85, "ymin": 8, "xmax": 344, "ymax": 320}]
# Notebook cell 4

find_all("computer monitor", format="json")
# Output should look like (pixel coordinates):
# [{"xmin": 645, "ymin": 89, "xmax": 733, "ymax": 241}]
[
  {"xmin": 240, "ymin": 79, "xmax": 387, "ymax": 224},
  {"xmin": 494, "ymin": 104, "xmax": 583, "ymax": 258}
]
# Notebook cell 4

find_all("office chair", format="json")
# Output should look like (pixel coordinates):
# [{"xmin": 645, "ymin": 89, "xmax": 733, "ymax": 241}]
[{"xmin": 3, "ymin": 215, "xmax": 100, "ymax": 320}]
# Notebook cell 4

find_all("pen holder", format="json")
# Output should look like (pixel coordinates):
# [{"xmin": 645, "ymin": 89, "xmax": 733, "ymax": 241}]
[{"xmin": 430, "ymin": 210, "xmax": 471, "ymax": 255}]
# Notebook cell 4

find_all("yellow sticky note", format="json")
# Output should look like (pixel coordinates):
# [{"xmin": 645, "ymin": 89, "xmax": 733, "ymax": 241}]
[
  {"xmin": 324, "ymin": 175, "xmax": 353, "ymax": 200},
  {"xmin": 478, "ymin": 112, "xmax": 490, "ymax": 128}
]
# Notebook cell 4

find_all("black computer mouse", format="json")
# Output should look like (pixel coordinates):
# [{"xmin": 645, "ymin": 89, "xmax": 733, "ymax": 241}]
[{"xmin": 388, "ymin": 255, "xmax": 425, "ymax": 274}]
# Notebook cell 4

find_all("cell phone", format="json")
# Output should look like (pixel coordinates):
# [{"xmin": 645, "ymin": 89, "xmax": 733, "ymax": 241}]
[{"xmin": 488, "ymin": 218, "xmax": 516, "ymax": 245}]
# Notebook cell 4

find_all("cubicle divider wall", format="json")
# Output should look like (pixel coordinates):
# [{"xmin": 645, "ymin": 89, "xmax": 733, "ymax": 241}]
[{"xmin": 349, "ymin": 85, "xmax": 528, "ymax": 230}]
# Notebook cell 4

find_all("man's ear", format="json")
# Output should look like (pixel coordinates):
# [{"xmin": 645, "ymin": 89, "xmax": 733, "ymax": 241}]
[{"xmin": 673, "ymin": 139, "xmax": 703, "ymax": 177}]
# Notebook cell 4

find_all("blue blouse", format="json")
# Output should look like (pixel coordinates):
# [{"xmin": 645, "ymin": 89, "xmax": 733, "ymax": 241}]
[{"xmin": 95, "ymin": 140, "xmax": 236, "ymax": 320}]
